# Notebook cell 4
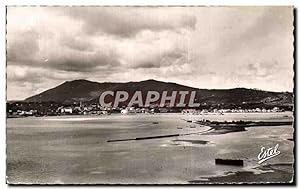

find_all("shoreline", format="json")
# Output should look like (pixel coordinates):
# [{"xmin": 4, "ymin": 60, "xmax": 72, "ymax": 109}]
[
  {"xmin": 189, "ymin": 163, "xmax": 294, "ymax": 184},
  {"xmin": 6, "ymin": 111, "xmax": 294, "ymax": 119}
]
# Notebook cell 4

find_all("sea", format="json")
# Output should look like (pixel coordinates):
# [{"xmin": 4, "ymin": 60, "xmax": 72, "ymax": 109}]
[{"xmin": 6, "ymin": 112, "xmax": 294, "ymax": 184}]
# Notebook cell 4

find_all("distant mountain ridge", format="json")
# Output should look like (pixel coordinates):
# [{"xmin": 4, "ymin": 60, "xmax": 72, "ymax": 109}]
[{"xmin": 25, "ymin": 79, "xmax": 293, "ymax": 108}]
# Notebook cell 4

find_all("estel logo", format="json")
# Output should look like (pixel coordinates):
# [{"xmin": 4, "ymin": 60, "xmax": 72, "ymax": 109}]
[{"xmin": 257, "ymin": 144, "xmax": 281, "ymax": 164}]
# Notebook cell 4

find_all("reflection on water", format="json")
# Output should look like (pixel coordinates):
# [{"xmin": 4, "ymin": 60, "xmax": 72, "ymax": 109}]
[{"xmin": 7, "ymin": 112, "xmax": 294, "ymax": 184}]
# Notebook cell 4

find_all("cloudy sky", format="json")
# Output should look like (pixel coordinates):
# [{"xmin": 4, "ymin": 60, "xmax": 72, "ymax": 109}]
[{"xmin": 7, "ymin": 6, "xmax": 294, "ymax": 100}]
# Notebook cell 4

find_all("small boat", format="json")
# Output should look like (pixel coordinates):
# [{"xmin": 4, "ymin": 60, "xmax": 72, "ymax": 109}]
[{"xmin": 215, "ymin": 158, "xmax": 243, "ymax": 166}]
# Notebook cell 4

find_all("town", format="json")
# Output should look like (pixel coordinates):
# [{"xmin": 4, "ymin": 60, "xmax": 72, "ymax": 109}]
[{"xmin": 6, "ymin": 101, "xmax": 289, "ymax": 118}]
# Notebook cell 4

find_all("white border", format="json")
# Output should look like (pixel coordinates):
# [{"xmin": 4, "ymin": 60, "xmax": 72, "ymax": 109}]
[
  {"xmin": 1, "ymin": 0, "xmax": 298, "ymax": 6},
  {"xmin": 0, "ymin": 0, "xmax": 298, "ymax": 189}
]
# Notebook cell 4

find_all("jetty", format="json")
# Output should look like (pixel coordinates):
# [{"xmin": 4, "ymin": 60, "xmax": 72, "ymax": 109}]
[
  {"xmin": 195, "ymin": 120, "xmax": 292, "ymax": 128},
  {"xmin": 107, "ymin": 134, "xmax": 180, "ymax": 142}
]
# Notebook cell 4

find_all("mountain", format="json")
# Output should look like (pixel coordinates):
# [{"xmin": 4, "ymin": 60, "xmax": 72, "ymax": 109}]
[{"xmin": 25, "ymin": 79, "xmax": 293, "ymax": 108}]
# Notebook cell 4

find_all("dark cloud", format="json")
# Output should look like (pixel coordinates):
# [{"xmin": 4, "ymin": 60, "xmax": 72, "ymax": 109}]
[
  {"xmin": 7, "ymin": 29, "xmax": 121, "ymax": 73},
  {"xmin": 46, "ymin": 50, "xmax": 121, "ymax": 72},
  {"xmin": 56, "ymin": 7, "xmax": 197, "ymax": 37},
  {"xmin": 7, "ymin": 30, "xmax": 40, "ymax": 63}
]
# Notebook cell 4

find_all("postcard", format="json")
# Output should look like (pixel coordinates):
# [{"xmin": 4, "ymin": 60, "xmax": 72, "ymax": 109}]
[{"xmin": 6, "ymin": 6, "xmax": 295, "ymax": 184}]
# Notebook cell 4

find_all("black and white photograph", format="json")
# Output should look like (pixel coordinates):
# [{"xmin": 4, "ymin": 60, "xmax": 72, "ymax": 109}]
[{"xmin": 6, "ymin": 6, "xmax": 295, "ymax": 184}]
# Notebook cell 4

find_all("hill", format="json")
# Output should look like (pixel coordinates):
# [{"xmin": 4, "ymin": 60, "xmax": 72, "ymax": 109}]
[{"xmin": 25, "ymin": 79, "xmax": 293, "ymax": 108}]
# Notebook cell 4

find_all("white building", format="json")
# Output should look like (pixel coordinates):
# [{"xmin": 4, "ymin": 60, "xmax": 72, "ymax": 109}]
[{"xmin": 61, "ymin": 107, "xmax": 73, "ymax": 114}]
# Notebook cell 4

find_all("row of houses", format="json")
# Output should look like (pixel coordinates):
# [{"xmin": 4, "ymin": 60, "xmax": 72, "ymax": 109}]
[
  {"xmin": 7, "ymin": 100, "xmax": 287, "ymax": 117},
  {"xmin": 181, "ymin": 107, "xmax": 284, "ymax": 114}
]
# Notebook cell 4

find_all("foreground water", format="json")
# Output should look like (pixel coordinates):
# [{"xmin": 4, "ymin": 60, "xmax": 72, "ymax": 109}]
[{"xmin": 7, "ymin": 112, "xmax": 294, "ymax": 184}]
